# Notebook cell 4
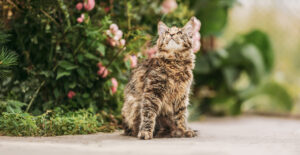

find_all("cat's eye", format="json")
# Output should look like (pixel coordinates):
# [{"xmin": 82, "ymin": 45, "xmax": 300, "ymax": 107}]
[{"xmin": 177, "ymin": 31, "xmax": 182, "ymax": 35}]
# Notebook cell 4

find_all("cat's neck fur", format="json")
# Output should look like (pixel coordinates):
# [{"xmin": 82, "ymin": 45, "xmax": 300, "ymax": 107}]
[{"xmin": 155, "ymin": 49, "xmax": 195, "ymax": 68}]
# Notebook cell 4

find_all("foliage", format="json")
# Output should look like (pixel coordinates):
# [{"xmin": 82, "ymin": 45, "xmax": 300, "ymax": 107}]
[
  {"xmin": 191, "ymin": 30, "xmax": 293, "ymax": 116},
  {"xmin": 0, "ymin": 109, "xmax": 119, "ymax": 136},
  {"xmin": 0, "ymin": 0, "xmax": 194, "ymax": 116},
  {"xmin": 0, "ymin": 100, "xmax": 26, "ymax": 114},
  {"xmin": 190, "ymin": 0, "xmax": 236, "ymax": 36},
  {"xmin": 0, "ymin": 29, "xmax": 18, "ymax": 79}
]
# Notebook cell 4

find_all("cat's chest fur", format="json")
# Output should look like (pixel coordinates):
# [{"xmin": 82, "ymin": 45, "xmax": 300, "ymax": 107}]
[{"xmin": 157, "ymin": 59, "xmax": 194, "ymax": 115}]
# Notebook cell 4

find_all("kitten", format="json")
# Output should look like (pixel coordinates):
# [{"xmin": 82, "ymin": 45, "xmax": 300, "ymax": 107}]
[{"xmin": 122, "ymin": 17, "xmax": 200, "ymax": 140}]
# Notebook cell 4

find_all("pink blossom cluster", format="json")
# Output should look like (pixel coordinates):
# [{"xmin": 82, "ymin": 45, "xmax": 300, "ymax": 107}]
[
  {"xmin": 125, "ymin": 55, "xmax": 138, "ymax": 68},
  {"xmin": 111, "ymin": 78, "xmax": 118, "ymax": 94},
  {"xmin": 144, "ymin": 46, "xmax": 157, "ymax": 58},
  {"xmin": 161, "ymin": 0, "xmax": 178, "ymax": 14},
  {"xmin": 192, "ymin": 18, "xmax": 201, "ymax": 53},
  {"xmin": 76, "ymin": 0, "xmax": 95, "ymax": 23},
  {"xmin": 68, "ymin": 91, "xmax": 76, "ymax": 99},
  {"xmin": 97, "ymin": 62, "xmax": 109, "ymax": 78},
  {"xmin": 106, "ymin": 24, "xmax": 126, "ymax": 47},
  {"xmin": 77, "ymin": 14, "xmax": 85, "ymax": 23},
  {"xmin": 76, "ymin": 0, "xmax": 95, "ymax": 11}
]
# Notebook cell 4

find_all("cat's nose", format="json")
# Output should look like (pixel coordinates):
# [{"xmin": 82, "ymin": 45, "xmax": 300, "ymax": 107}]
[{"xmin": 170, "ymin": 34, "xmax": 175, "ymax": 37}]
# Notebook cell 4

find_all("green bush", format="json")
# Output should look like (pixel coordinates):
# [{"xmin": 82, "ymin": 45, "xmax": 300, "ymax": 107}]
[{"xmin": 0, "ymin": 0, "xmax": 193, "ymax": 115}]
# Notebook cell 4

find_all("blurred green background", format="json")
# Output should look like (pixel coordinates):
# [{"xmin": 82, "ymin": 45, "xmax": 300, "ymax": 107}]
[{"xmin": 222, "ymin": 0, "xmax": 300, "ymax": 115}]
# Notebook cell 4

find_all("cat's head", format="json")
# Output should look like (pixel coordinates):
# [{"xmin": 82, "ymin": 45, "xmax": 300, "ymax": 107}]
[{"xmin": 157, "ymin": 17, "xmax": 198, "ymax": 53}]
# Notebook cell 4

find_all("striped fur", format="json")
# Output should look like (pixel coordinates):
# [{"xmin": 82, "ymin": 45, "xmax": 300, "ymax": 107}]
[{"xmin": 122, "ymin": 17, "xmax": 199, "ymax": 140}]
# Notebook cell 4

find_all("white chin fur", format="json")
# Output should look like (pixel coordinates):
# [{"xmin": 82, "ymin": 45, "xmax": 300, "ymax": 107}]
[{"xmin": 166, "ymin": 39, "xmax": 182, "ymax": 50}]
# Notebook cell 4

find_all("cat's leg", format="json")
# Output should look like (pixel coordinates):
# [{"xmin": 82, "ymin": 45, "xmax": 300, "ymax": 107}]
[
  {"xmin": 122, "ymin": 94, "xmax": 141, "ymax": 137},
  {"xmin": 172, "ymin": 95, "xmax": 196, "ymax": 138},
  {"xmin": 154, "ymin": 115, "xmax": 173, "ymax": 138},
  {"xmin": 138, "ymin": 94, "xmax": 162, "ymax": 140}
]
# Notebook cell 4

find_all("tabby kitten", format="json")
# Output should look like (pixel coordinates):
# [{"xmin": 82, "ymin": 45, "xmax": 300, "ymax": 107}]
[{"xmin": 122, "ymin": 17, "xmax": 200, "ymax": 140}]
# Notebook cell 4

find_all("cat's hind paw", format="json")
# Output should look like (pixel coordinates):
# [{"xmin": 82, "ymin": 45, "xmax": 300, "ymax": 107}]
[
  {"xmin": 184, "ymin": 130, "xmax": 197, "ymax": 137},
  {"xmin": 138, "ymin": 130, "xmax": 153, "ymax": 140}
]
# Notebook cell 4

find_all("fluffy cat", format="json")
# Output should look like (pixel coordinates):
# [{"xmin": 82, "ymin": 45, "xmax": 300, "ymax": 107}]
[{"xmin": 122, "ymin": 17, "xmax": 200, "ymax": 140}]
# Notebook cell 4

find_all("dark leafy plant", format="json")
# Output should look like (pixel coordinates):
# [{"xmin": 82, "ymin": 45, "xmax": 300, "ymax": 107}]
[
  {"xmin": 0, "ymin": 28, "xmax": 18, "ymax": 79},
  {"xmin": 191, "ymin": 30, "xmax": 292, "ymax": 116}
]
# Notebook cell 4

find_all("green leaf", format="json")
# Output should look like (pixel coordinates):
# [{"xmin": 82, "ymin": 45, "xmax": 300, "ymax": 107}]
[
  {"xmin": 58, "ymin": 60, "xmax": 78, "ymax": 70},
  {"xmin": 69, "ymin": 82, "xmax": 76, "ymax": 89},
  {"xmin": 1, "ymin": 100, "xmax": 26, "ymax": 113},
  {"xmin": 39, "ymin": 70, "xmax": 53, "ymax": 77},
  {"xmin": 240, "ymin": 44, "xmax": 265, "ymax": 84},
  {"xmin": 77, "ymin": 67, "xmax": 86, "ymax": 78},
  {"xmin": 258, "ymin": 82, "xmax": 293, "ymax": 111},
  {"xmin": 194, "ymin": 54, "xmax": 212, "ymax": 74},
  {"xmin": 222, "ymin": 66, "xmax": 240, "ymax": 90},
  {"xmin": 56, "ymin": 69, "xmax": 71, "ymax": 80},
  {"xmin": 97, "ymin": 44, "xmax": 106, "ymax": 56},
  {"xmin": 243, "ymin": 30, "xmax": 274, "ymax": 72},
  {"xmin": 242, "ymin": 82, "xmax": 293, "ymax": 112},
  {"xmin": 192, "ymin": 0, "xmax": 236, "ymax": 36},
  {"xmin": 84, "ymin": 53, "xmax": 99, "ymax": 61}
]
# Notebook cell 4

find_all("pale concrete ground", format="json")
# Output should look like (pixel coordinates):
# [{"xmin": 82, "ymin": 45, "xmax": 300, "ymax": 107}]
[{"xmin": 1, "ymin": 116, "xmax": 300, "ymax": 155}]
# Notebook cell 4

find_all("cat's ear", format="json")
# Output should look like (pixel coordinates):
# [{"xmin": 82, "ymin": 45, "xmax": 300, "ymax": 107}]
[
  {"xmin": 183, "ymin": 16, "xmax": 200, "ymax": 38},
  {"xmin": 158, "ymin": 21, "xmax": 168, "ymax": 36}
]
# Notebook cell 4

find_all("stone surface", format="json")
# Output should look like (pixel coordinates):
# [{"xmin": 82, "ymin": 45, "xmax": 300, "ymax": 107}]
[{"xmin": 1, "ymin": 116, "xmax": 300, "ymax": 155}]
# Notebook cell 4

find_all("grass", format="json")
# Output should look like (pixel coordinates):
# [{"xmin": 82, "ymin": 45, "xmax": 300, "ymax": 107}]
[{"xmin": 0, "ymin": 109, "xmax": 121, "ymax": 136}]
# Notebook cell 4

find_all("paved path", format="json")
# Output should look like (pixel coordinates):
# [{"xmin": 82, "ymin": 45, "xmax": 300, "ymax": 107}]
[{"xmin": 1, "ymin": 116, "xmax": 300, "ymax": 155}]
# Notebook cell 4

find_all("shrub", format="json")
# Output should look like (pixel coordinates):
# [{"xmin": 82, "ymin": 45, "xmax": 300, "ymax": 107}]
[{"xmin": 0, "ymin": 0, "xmax": 193, "ymax": 115}]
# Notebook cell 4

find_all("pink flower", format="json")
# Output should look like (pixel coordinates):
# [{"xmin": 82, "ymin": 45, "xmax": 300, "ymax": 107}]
[
  {"xmin": 111, "ymin": 78, "xmax": 118, "ymax": 94},
  {"xmin": 145, "ymin": 46, "xmax": 157, "ymax": 58},
  {"xmin": 105, "ymin": 30, "xmax": 112, "ymax": 36},
  {"xmin": 194, "ymin": 32, "xmax": 201, "ymax": 41},
  {"xmin": 77, "ymin": 14, "xmax": 85, "ymax": 23},
  {"xmin": 97, "ymin": 63, "xmax": 109, "ymax": 78},
  {"xmin": 190, "ymin": 18, "xmax": 201, "ymax": 53},
  {"xmin": 108, "ymin": 38, "xmax": 117, "ymax": 46},
  {"xmin": 102, "ymin": 69, "xmax": 108, "ymax": 78},
  {"xmin": 97, "ymin": 62, "xmax": 103, "ymax": 68},
  {"xmin": 77, "ymin": 17, "xmax": 84, "ymax": 23},
  {"xmin": 120, "ymin": 39, "xmax": 126, "ymax": 47},
  {"xmin": 68, "ymin": 91, "xmax": 76, "ymax": 99},
  {"xmin": 129, "ymin": 55, "xmax": 137, "ymax": 68},
  {"xmin": 110, "ymin": 24, "xmax": 119, "ymax": 33},
  {"xmin": 104, "ymin": 7, "xmax": 110, "ymax": 13},
  {"xmin": 113, "ymin": 30, "xmax": 123, "ymax": 41},
  {"xmin": 111, "ymin": 87, "xmax": 117, "ymax": 94},
  {"xmin": 76, "ymin": 2, "xmax": 83, "ymax": 11},
  {"xmin": 161, "ymin": 0, "xmax": 178, "ymax": 14},
  {"xmin": 193, "ymin": 40, "xmax": 201, "ymax": 53},
  {"xmin": 106, "ymin": 24, "xmax": 125, "ymax": 47},
  {"xmin": 84, "ymin": 0, "xmax": 95, "ymax": 11},
  {"xmin": 193, "ymin": 18, "xmax": 201, "ymax": 32}
]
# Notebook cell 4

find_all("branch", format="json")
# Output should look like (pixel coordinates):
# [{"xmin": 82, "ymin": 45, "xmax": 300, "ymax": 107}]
[
  {"xmin": 40, "ymin": 9, "xmax": 59, "ymax": 26},
  {"xmin": 106, "ymin": 47, "xmax": 126, "ymax": 68},
  {"xmin": 25, "ymin": 80, "xmax": 45, "ymax": 112}
]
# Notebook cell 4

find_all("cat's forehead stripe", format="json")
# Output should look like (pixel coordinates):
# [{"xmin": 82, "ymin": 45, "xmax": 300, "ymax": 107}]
[{"xmin": 168, "ymin": 27, "xmax": 180, "ymax": 34}]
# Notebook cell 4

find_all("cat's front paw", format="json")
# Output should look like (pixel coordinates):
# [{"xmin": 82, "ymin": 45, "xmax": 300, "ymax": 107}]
[
  {"xmin": 171, "ymin": 128, "xmax": 197, "ymax": 138},
  {"xmin": 138, "ymin": 130, "xmax": 153, "ymax": 140}
]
